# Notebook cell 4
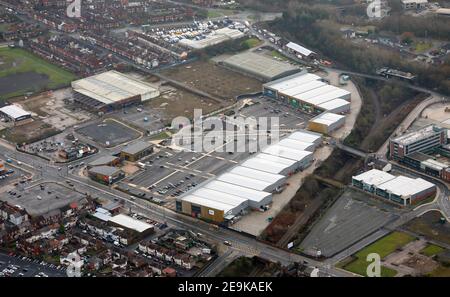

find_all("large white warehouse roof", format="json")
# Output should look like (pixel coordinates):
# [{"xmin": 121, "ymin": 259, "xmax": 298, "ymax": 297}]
[
  {"xmin": 310, "ymin": 112, "xmax": 345, "ymax": 127},
  {"xmin": 0, "ymin": 105, "xmax": 31, "ymax": 120},
  {"xmin": 276, "ymin": 138, "xmax": 315, "ymax": 152},
  {"xmin": 217, "ymin": 173, "xmax": 274, "ymax": 192},
  {"xmin": 282, "ymin": 80, "xmax": 326, "ymax": 97},
  {"xmin": 255, "ymin": 153, "xmax": 299, "ymax": 166},
  {"xmin": 317, "ymin": 98, "xmax": 350, "ymax": 113},
  {"xmin": 204, "ymin": 180, "xmax": 272, "ymax": 204},
  {"xmin": 182, "ymin": 195, "xmax": 236, "ymax": 214},
  {"xmin": 376, "ymin": 176, "xmax": 435, "ymax": 198},
  {"xmin": 228, "ymin": 166, "xmax": 285, "ymax": 184},
  {"xmin": 263, "ymin": 144, "xmax": 313, "ymax": 162},
  {"xmin": 352, "ymin": 169, "xmax": 395, "ymax": 186},
  {"xmin": 72, "ymin": 70, "xmax": 159, "ymax": 104},
  {"xmin": 265, "ymin": 73, "xmax": 321, "ymax": 91},
  {"xmin": 287, "ymin": 130, "xmax": 322, "ymax": 144},
  {"xmin": 241, "ymin": 158, "xmax": 290, "ymax": 175},
  {"xmin": 108, "ymin": 214, "xmax": 154, "ymax": 233}
]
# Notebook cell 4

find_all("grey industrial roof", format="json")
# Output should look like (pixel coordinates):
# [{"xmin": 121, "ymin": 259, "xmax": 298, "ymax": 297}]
[
  {"xmin": 121, "ymin": 141, "xmax": 153, "ymax": 155},
  {"xmin": 223, "ymin": 52, "xmax": 300, "ymax": 80},
  {"xmin": 88, "ymin": 166, "xmax": 121, "ymax": 176},
  {"xmin": 88, "ymin": 155, "xmax": 119, "ymax": 167}
]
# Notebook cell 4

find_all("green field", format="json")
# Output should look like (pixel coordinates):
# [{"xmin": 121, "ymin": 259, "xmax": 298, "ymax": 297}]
[
  {"xmin": 339, "ymin": 231, "xmax": 415, "ymax": 277},
  {"xmin": 420, "ymin": 244, "xmax": 445, "ymax": 257},
  {"xmin": 0, "ymin": 47, "xmax": 77, "ymax": 98},
  {"xmin": 241, "ymin": 38, "xmax": 262, "ymax": 49}
]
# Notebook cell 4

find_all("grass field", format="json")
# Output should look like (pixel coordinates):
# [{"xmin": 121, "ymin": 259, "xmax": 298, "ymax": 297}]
[
  {"xmin": 241, "ymin": 38, "xmax": 262, "ymax": 49},
  {"xmin": 340, "ymin": 231, "xmax": 415, "ymax": 277},
  {"xmin": 0, "ymin": 47, "xmax": 77, "ymax": 98},
  {"xmin": 420, "ymin": 244, "xmax": 445, "ymax": 257}
]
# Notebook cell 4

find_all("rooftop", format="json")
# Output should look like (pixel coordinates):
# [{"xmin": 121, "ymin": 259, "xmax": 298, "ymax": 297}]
[
  {"xmin": 88, "ymin": 166, "xmax": 121, "ymax": 176},
  {"xmin": 71, "ymin": 70, "xmax": 159, "ymax": 105},
  {"xmin": 88, "ymin": 155, "xmax": 119, "ymax": 167},
  {"xmin": 391, "ymin": 125, "xmax": 444, "ymax": 146},
  {"xmin": 108, "ymin": 214, "xmax": 154, "ymax": 233},
  {"xmin": 222, "ymin": 52, "xmax": 300, "ymax": 80},
  {"xmin": 121, "ymin": 141, "xmax": 153, "ymax": 155},
  {"xmin": 0, "ymin": 104, "xmax": 31, "ymax": 119},
  {"xmin": 310, "ymin": 112, "xmax": 345, "ymax": 126},
  {"xmin": 376, "ymin": 176, "xmax": 435, "ymax": 198},
  {"xmin": 352, "ymin": 169, "xmax": 395, "ymax": 186},
  {"xmin": 286, "ymin": 42, "xmax": 315, "ymax": 57}
]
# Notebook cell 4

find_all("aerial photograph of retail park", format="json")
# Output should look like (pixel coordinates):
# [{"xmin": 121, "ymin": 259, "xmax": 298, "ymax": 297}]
[{"xmin": 0, "ymin": 0, "xmax": 449, "ymax": 284}]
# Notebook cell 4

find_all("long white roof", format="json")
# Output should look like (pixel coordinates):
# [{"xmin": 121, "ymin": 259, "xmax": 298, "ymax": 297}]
[
  {"xmin": 287, "ymin": 130, "xmax": 322, "ymax": 144},
  {"xmin": 0, "ymin": 105, "xmax": 31, "ymax": 119},
  {"xmin": 282, "ymin": 80, "xmax": 326, "ymax": 97},
  {"xmin": 192, "ymin": 188, "xmax": 248, "ymax": 206},
  {"xmin": 108, "ymin": 214, "xmax": 154, "ymax": 233},
  {"xmin": 228, "ymin": 166, "xmax": 285, "ymax": 184},
  {"xmin": 286, "ymin": 42, "xmax": 315, "ymax": 57},
  {"xmin": 255, "ymin": 153, "xmax": 299, "ymax": 166},
  {"xmin": 317, "ymin": 98, "xmax": 350, "ymax": 112},
  {"xmin": 182, "ymin": 195, "xmax": 236, "ymax": 214},
  {"xmin": 276, "ymin": 138, "xmax": 315, "ymax": 151},
  {"xmin": 306, "ymin": 88, "xmax": 351, "ymax": 103},
  {"xmin": 263, "ymin": 144, "xmax": 313, "ymax": 161},
  {"xmin": 310, "ymin": 112, "xmax": 345, "ymax": 126},
  {"xmin": 265, "ymin": 73, "xmax": 321, "ymax": 91},
  {"xmin": 72, "ymin": 70, "xmax": 158, "ymax": 104},
  {"xmin": 241, "ymin": 158, "xmax": 290, "ymax": 175},
  {"xmin": 204, "ymin": 180, "xmax": 271, "ymax": 203},
  {"xmin": 295, "ymin": 85, "xmax": 339, "ymax": 101},
  {"xmin": 353, "ymin": 169, "xmax": 395, "ymax": 186},
  {"xmin": 217, "ymin": 173, "xmax": 273, "ymax": 191},
  {"xmin": 376, "ymin": 176, "xmax": 435, "ymax": 198}
]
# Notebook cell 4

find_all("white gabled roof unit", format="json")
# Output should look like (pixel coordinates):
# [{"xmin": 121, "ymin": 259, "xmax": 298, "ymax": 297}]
[
  {"xmin": 286, "ymin": 42, "xmax": 316, "ymax": 57},
  {"xmin": 203, "ymin": 180, "xmax": 272, "ymax": 207},
  {"xmin": 376, "ymin": 176, "xmax": 436, "ymax": 199},
  {"xmin": 276, "ymin": 138, "xmax": 315, "ymax": 152},
  {"xmin": 317, "ymin": 98, "xmax": 350, "ymax": 113},
  {"xmin": 241, "ymin": 158, "xmax": 291, "ymax": 175},
  {"xmin": 0, "ymin": 105, "xmax": 31, "ymax": 120},
  {"xmin": 352, "ymin": 169, "xmax": 395, "ymax": 187},
  {"xmin": 286, "ymin": 130, "xmax": 322, "ymax": 146},
  {"xmin": 282, "ymin": 80, "xmax": 326, "ymax": 97},
  {"xmin": 217, "ymin": 172, "xmax": 274, "ymax": 192},
  {"xmin": 307, "ymin": 88, "xmax": 351, "ymax": 103},
  {"xmin": 265, "ymin": 73, "xmax": 321, "ymax": 92},
  {"xmin": 228, "ymin": 166, "xmax": 286, "ymax": 185},
  {"xmin": 182, "ymin": 195, "xmax": 237, "ymax": 215},
  {"xmin": 263, "ymin": 144, "xmax": 313, "ymax": 162}
]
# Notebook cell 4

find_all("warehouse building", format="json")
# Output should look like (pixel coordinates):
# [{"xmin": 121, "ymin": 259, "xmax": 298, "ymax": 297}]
[
  {"xmin": 254, "ymin": 153, "xmax": 300, "ymax": 174},
  {"xmin": 120, "ymin": 141, "xmax": 154, "ymax": 162},
  {"xmin": 389, "ymin": 125, "xmax": 447, "ymax": 159},
  {"xmin": 0, "ymin": 105, "xmax": 32, "ymax": 126},
  {"xmin": 352, "ymin": 169, "xmax": 436, "ymax": 206},
  {"xmin": 241, "ymin": 157, "xmax": 295, "ymax": 175},
  {"xmin": 262, "ymin": 145, "xmax": 313, "ymax": 169},
  {"xmin": 176, "ymin": 129, "xmax": 317, "ymax": 223},
  {"xmin": 276, "ymin": 138, "xmax": 315, "ymax": 152},
  {"xmin": 72, "ymin": 70, "xmax": 160, "ymax": 113},
  {"xmin": 262, "ymin": 72, "xmax": 351, "ymax": 115},
  {"xmin": 221, "ymin": 52, "xmax": 301, "ymax": 82},
  {"xmin": 286, "ymin": 130, "xmax": 322, "ymax": 148},
  {"xmin": 228, "ymin": 166, "xmax": 286, "ymax": 191},
  {"xmin": 308, "ymin": 112, "xmax": 345, "ymax": 134}
]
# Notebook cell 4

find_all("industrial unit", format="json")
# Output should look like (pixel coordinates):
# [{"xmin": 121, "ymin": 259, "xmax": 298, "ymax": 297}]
[
  {"xmin": 308, "ymin": 112, "xmax": 345, "ymax": 134},
  {"xmin": 120, "ymin": 141, "xmax": 154, "ymax": 162},
  {"xmin": 176, "ymin": 130, "xmax": 318, "ymax": 223},
  {"xmin": 263, "ymin": 72, "xmax": 351, "ymax": 115},
  {"xmin": 352, "ymin": 169, "xmax": 436, "ymax": 206},
  {"xmin": 285, "ymin": 42, "xmax": 316, "ymax": 59},
  {"xmin": 0, "ymin": 105, "xmax": 32, "ymax": 126},
  {"xmin": 72, "ymin": 70, "xmax": 160, "ymax": 113},
  {"xmin": 221, "ymin": 52, "xmax": 301, "ymax": 82},
  {"xmin": 87, "ymin": 155, "xmax": 121, "ymax": 169}
]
